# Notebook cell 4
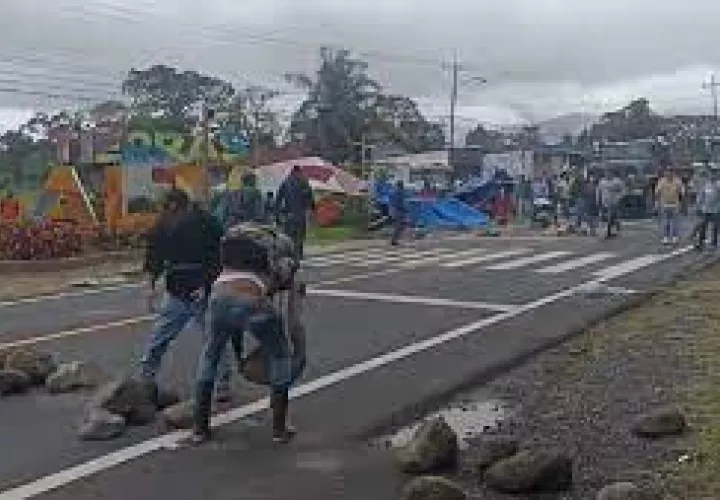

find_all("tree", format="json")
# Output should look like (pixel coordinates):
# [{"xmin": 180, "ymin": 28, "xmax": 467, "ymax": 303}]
[
  {"xmin": 369, "ymin": 95, "xmax": 445, "ymax": 153},
  {"xmin": 286, "ymin": 47, "xmax": 381, "ymax": 163},
  {"xmin": 465, "ymin": 124, "xmax": 507, "ymax": 152},
  {"xmin": 223, "ymin": 85, "xmax": 282, "ymax": 151},
  {"xmin": 590, "ymin": 98, "xmax": 663, "ymax": 142},
  {"xmin": 121, "ymin": 65, "xmax": 235, "ymax": 129}
]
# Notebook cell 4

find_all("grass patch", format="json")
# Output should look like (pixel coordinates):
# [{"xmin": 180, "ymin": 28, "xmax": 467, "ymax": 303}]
[{"xmin": 307, "ymin": 225, "xmax": 365, "ymax": 245}]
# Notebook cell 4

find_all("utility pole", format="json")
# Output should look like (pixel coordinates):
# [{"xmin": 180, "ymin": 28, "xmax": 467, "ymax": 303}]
[
  {"xmin": 444, "ymin": 51, "xmax": 486, "ymax": 179},
  {"xmin": 449, "ymin": 50, "xmax": 459, "ymax": 156},
  {"xmin": 702, "ymin": 73, "xmax": 720, "ymax": 121}
]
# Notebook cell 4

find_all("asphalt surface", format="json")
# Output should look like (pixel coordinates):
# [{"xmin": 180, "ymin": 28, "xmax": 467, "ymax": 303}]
[{"xmin": 0, "ymin": 223, "xmax": 713, "ymax": 500}]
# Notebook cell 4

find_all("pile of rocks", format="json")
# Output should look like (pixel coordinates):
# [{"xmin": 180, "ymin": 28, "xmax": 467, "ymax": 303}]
[
  {"xmin": 0, "ymin": 347, "xmax": 192, "ymax": 441},
  {"xmin": 79, "ymin": 377, "xmax": 190, "ymax": 441},
  {"xmin": 0, "ymin": 347, "xmax": 107, "ymax": 397},
  {"xmin": 392, "ymin": 409, "xmax": 686, "ymax": 499}
]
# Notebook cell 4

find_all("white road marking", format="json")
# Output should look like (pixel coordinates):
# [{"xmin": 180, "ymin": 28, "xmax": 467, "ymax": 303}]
[
  {"xmin": 440, "ymin": 248, "xmax": 530, "ymax": 269},
  {"xmin": 535, "ymin": 252, "xmax": 616, "ymax": 274},
  {"xmin": 0, "ymin": 283, "xmax": 140, "ymax": 309},
  {"xmin": 352, "ymin": 248, "xmax": 448, "ymax": 267},
  {"xmin": 307, "ymin": 289, "xmax": 519, "ymax": 312},
  {"xmin": 0, "ymin": 316, "xmax": 155, "ymax": 350},
  {"xmin": 592, "ymin": 254, "xmax": 667, "ymax": 280},
  {"xmin": 0, "ymin": 245, "xmax": 692, "ymax": 500},
  {"xmin": 303, "ymin": 248, "xmax": 405, "ymax": 266},
  {"xmin": 486, "ymin": 251, "xmax": 572, "ymax": 271},
  {"xmin": 395, "ymin": 248, "xmax": 489, "ymax": 268}
]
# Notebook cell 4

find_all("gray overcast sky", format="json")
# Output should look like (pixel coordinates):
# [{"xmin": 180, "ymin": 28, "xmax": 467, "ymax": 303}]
[{"xmin": 2, "ymin": 0, "xmax": 720, "ymax": 131}]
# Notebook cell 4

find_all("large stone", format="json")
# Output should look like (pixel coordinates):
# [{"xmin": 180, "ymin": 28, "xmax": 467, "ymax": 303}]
[
  {"xmin": 466, "ymin": 435, "xmax": 520, "ymax": 473},
  {"xmin": 631, "ymin": 407, "xmax": 687, "ymax": 438},
  {"xmin": 156, "ymin": 387, "xmax": 182, "ymax": 410},
  {"xmin": 484, "ymin": 449, "xmax": 573, "ymax": 493},
  {"xmin": 160, "ymin": 401, "xmax": 194, "ymax": 430},
  {"xmin": 400, "ymin": 476, "xmax": 466, "ymax": 500},
  {"xmin": 597, "ymin": 482, "xmax": 662, "ymax": 500},
  {"xmin": 46, "ymin": 361, "xmax": 107, "ymax": 394},
  {"xmin": 4, "ymin": 348, "xmax": 56, "ymax": 385},
  {"xmin": 91, "ymin": 377, "xmax": 157, "ymax": 425},
  {"xmin": 394, "ymin": 418, "xmax": 459, "ymax": 474},
  {"xmin": 78, "ymin": 409, "xmax": 127, "ymax": 441},
  {"xmin": 0, "ymin": 369, "xmax": 31, "ymax": 395}
]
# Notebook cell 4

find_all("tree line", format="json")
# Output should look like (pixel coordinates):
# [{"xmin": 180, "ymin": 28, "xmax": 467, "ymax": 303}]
[{"xmin": 0, "ymin": 46, "xmax": 446, "ymax": 188}]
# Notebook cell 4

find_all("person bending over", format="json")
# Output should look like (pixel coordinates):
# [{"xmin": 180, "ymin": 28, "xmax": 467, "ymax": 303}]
[{"xmin": 191, "ymin": 227, "xmax": 296, "ymax": 444}]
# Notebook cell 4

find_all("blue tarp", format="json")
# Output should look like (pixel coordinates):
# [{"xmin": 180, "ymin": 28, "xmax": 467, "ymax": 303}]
[{"xmin": 373, "ymin": 181, "xmax": 489, "ymax": 230}]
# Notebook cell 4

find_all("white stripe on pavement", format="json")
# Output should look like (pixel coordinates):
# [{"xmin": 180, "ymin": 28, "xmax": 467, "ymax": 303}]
[
  {"xmin": 0, "ymin": 246, "xmax": 691, "ymax": 500},
  {"xmin": 592, "ymin": 254, "xmax": 666, "ymax": 280},
  {"xmin": 303, "ymin": 248, "xmax": 406, "ymax": 266},
  {"xmin": 486, "ymin": 251, "xmax": 572, "ymax": 271},
  {"xmin": 353, "ymin": 248, "xmax": 448, "ymax": 267},
  {"xmin": 535, "ymin": 252, "xmax": 616, "ymax": 274},
  {"xmin": 441, "ymin": 248, "xmax": 530, "ymax": 269},
  {"xmin": 396, "ymin": 248, "xmax": 489, "ymax": 268},
  {"xmin": 307, "ymin": 289, "xmax": 518, "ymax": 312}
]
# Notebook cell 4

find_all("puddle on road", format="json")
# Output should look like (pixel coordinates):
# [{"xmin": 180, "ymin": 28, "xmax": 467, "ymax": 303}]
[{"xmin": 371, "ymin": 399, "xmax": 509, "ymax": 451}]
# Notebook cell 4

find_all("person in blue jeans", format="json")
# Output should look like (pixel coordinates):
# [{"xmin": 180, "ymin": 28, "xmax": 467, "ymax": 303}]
[
  {"xmin": 140, "ymin": 190, "xmax": 233, "ymax": 402},
  {"xmin": 190, "ymin": 227, "xmax": 296, "ymax": 444}
]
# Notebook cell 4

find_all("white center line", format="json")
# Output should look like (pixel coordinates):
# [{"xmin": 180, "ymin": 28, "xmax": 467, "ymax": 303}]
[
  {"xmin": 485, "ymin": 251, "xmax": 571, "ymax": 271},
  {"xmin": 0, "ymin": 245, "xmax": 692, "ymax": 500},
  {"xmin": 307, "ymin": 289, "xmax": 519, "ymax": 312}
]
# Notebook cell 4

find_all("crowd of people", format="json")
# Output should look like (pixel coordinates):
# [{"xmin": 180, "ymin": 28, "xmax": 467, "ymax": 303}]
[{"xmin": 512, "ymin": 166, "xmax": 720, "ymax": 248}]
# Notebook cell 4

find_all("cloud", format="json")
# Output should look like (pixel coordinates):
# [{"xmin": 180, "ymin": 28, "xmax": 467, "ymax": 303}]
[{"xmin": 1, "ymin": 0, "xmax": 720, "ymax": 126}]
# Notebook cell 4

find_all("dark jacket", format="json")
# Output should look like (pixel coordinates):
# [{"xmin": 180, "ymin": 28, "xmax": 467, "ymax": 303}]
[
  {"xmin": 144, "ymin": 206, "xmax": 224, "ymax": 298},
  {"xmin": 276, "ymin": 175, "xmax": 314, "ymax": 219},
  {"xmin": 390, "ymin": 187, "xmax": 407, "ymax": 216}
]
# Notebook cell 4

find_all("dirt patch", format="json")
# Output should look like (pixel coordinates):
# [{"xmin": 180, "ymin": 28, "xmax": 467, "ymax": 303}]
[
  {"xmin": 0, "ymin": 260, "xmax": 142, "ymax": 301},
  {"xmin": 445, "ymin": 265, "xmax": 720, "ymax": 498}
]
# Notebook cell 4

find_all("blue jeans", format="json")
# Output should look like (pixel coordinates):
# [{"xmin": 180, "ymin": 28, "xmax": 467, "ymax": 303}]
[
  {"xmin": 661, "ymin": 206, "xmax": 680, "ymax": 239},
  {"xmin": 193, "ymin": 296, "xmax": 292, "ymax": 433},
  {"xmin": 140, "ymin": 292, "xmax": 232, "ymax": 393}
]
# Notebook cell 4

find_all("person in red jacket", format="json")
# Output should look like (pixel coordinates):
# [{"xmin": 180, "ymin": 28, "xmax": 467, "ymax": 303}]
[{"xmin": 0, "ymin": 191, "xmax": 21, "ymax": 222}]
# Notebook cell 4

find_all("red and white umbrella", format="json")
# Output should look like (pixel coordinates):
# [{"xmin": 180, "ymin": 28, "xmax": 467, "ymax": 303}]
[{"xmin": 256, "ymin": 157, "xmax": 365, "ymax": 195}]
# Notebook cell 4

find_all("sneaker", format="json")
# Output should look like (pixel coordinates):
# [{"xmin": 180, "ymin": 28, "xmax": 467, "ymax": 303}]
[
  {"xmin": 672, "ymin": 237, "xmax": 679, "ymax": 244},
  {"xmin": 662, "ymin": 237, "xmax": 670, "ymax": 245}
]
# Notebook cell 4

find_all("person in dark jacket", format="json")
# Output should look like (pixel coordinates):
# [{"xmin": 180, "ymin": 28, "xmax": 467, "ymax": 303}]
[
  {"xmin": 389, "ymin": 180, "xmax": 407, "ymax": 246},
  {"xmin": 140, "ymin": 189, "xmax": 233, "ymax": 401},
  {"xmin": 224, "ymin": 173, "xmax": 263, "ymax": 228},
  {"xmin": 276, "ymin": 166, "xmax": 315, "ymax": 259}
]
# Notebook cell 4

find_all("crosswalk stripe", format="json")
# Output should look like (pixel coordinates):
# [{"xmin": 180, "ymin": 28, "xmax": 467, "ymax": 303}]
[
  {"xmin": 304, "ymin": 248, "xmax": 405, "ymax": 266},
  {"xmin": 592, "ymin": 254, "xmax": 665, "ymax": 280},
  {"xmin": 485, "ymin": 251, "xmax": 572, "ymax": 271},
  {"xmin": 355, "ymin": 248, "xmax": 448, "ymax": 267},
  {"xmin": 396, "ymin": 248, "xmax": 489, "ymax": 268},
  {"xmin": 441, "ymin": 248, "xmax": 530, "ymax": 269},
  {"xmin": 535, "ymin": 252, "xmax": 616, "ymax": 274}
]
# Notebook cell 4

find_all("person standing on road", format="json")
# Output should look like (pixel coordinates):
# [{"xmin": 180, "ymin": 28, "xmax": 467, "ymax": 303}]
[
  {"xmin": 190, "ymin": 227, "xmax": 296, "ymax": 445},
  {"xmin": 276, "ymin": 166, "xmax": 315, "ymax": 259},
  {"xmin": 598, "ymin": 171, "xmax": 624, "ymax": 239},
  {"xmin": 655, "ymin": 167, "xmax": 684, "ymax": 245},
  {"xmin": 694, "ymin": 169, "xmax": 720, "ymax": 250},
  {"xmin": 140, "ymin": 189, "xmax": 234, "ymax": 402},
  {"xmin": 389, "ymin": 179, "xmax": 408, "ymax": 246},
  {"xmin": 579, "ymin": 175, "xmax": 600, "ymax": 236}
]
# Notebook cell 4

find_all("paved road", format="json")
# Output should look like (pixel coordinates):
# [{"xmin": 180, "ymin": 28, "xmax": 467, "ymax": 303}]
[{"xmin": 0, "ymin": 228, "xmax": 713, "ymax": 500}]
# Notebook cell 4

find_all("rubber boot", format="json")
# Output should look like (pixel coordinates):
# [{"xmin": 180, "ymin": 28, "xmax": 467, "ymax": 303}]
[{"xmin": 270, "ymin": 389, "xmax": 296, "ymax": 444}]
